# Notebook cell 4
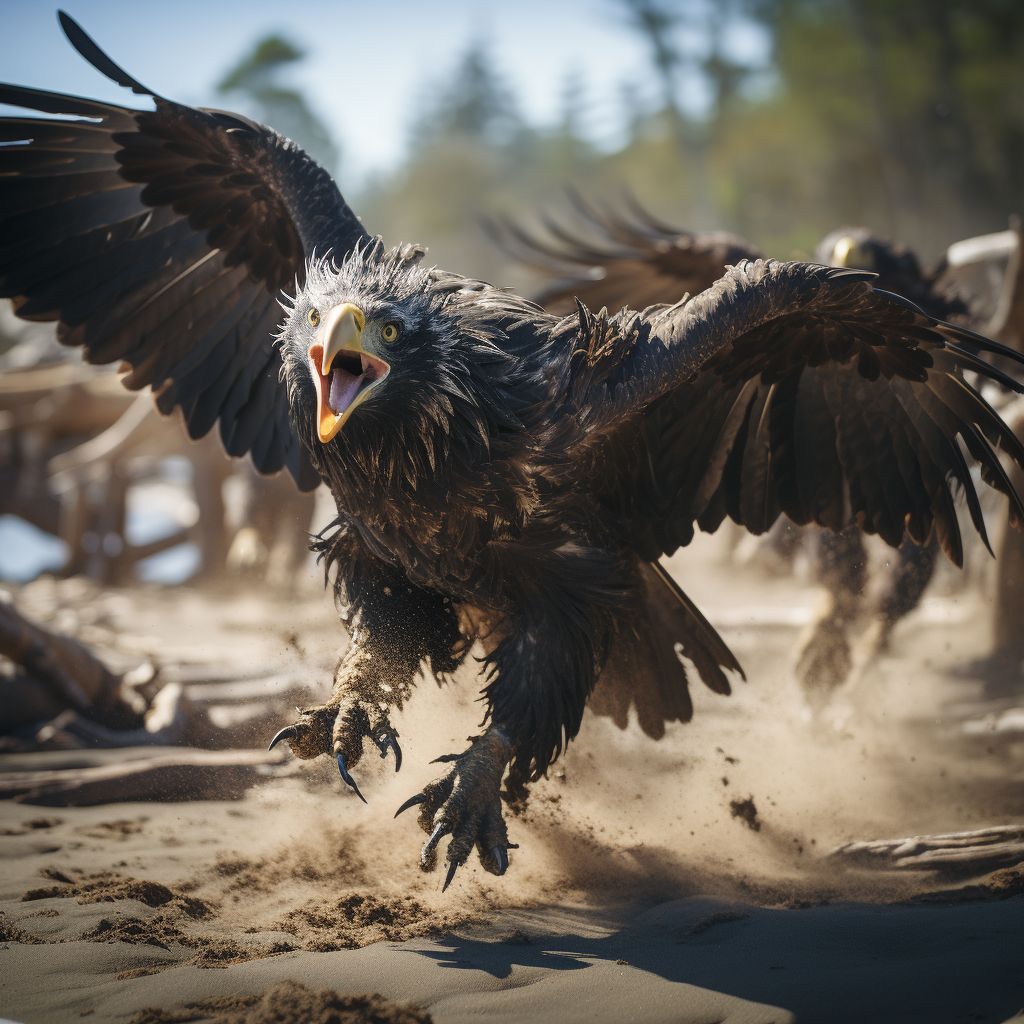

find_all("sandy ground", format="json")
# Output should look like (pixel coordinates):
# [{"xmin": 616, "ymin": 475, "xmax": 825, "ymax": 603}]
[{"xmin": 1, "ymin": 531, "xmax": 1023, "ymax": 1023}]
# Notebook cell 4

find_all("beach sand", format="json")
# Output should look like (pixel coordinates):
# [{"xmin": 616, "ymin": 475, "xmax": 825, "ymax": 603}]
[{"xmin": 1, "ymin": 531, "xmax": 1022, "ymax": 1023}]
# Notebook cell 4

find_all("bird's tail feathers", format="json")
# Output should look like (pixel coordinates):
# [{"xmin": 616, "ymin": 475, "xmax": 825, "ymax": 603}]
[{"xmin": 588, "ymin": 561, "xmax": 742, "ymax": 739}]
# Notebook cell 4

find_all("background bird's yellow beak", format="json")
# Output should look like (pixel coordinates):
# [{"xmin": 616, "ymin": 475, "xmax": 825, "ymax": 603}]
[{"xmin": 832, "ymin": 236, "xmax": 873, "ymax": 270}]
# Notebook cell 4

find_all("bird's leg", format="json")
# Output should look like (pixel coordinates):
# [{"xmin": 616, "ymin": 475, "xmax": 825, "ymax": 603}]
[
  {"xmin": 796, "ymin": 525, "xmax": 866, "ymax": 707},
  {"xmin": 269, "ymin": 635, "xmax": 414, "ymax": 798},
  {"xmin": 395, "ymin": 725, "xmax": 516, "ymax": 890},
  {"xmin": 396, "ymin": 572, "xmax": 617, "ymax": 886}
]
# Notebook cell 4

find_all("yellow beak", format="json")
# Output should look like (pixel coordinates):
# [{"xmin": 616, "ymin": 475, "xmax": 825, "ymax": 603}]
[
  {"xmin": 832, "ymin": 236, "xmax": 872, "ymax": 270},
  {"xmin": 307, "ymin": 303, "xmax": 390, "ymax": 443}
]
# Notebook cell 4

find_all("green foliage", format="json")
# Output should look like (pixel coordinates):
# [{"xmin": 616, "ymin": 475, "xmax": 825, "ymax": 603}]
[
  {"xmin": 411, "ymin": 44, "xmax": 522, "ymax": 148},
  {"xmin": 218, "ymin": 34, "xmax": 338, "ymax": 173},
  {"xmin": 214, "ymin": 5, "xmax": 1023, "ymax": 283},
  {"xmin": 217, "ymin": 36, "xmax": 305, "ymax": 93},
  {"xmin": 736, "ymin": 0, "xmax": 1024, "ymax": 256},
  {"xmin": 622, "ymin": 0, "xmax": 683, "ymax": 112}
]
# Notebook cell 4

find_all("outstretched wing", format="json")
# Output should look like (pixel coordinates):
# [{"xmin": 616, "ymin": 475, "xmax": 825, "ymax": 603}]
[
  {"xmin": 0, "ymin": 13, "xmax": 368, "ymax": 489},
  {"xmin": 489, "ymin": 189, "xmax": 762, "ymax": 316},
  {"xmin": 568, "ymin": 258, "xmax": 1024, "ymax": 567}
]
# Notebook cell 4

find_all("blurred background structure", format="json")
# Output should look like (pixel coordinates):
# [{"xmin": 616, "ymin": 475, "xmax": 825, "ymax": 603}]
[{"xmin": 1, "ymin": 0, "xmax": 1022, "ymax": 587}]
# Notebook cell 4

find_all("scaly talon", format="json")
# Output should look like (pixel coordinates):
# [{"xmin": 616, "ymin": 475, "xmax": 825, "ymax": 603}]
[
  {"xmin": 442, "ymin": 859, "xmax": 460, "ymax": 892},
  {"xmin": 267, "ymin": 725, "xmax": 297, "ymax": 751},
  {"xmin": 422, "ymin": 821, "xmax": 448, "ymax": 869},
  {"xmin": 395, "ymin": 793, "xmax": 426, "ymax": 818},
  {"xmin": 373, "ymin": 732, "xmax": 402, "ymax": 772},
  {"xmin": 335, "ymin": 751, "xmax": 367, "ymax": 803},
  {"xmin": 401, "ymin": 728, "xmax": 514, "ymax": 880}
]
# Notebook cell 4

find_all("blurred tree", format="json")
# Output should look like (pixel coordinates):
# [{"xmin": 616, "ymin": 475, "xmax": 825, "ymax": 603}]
[
  {"xmin": 412, "ymin": 43, "xmax": 522, "ymax": 148},
  {"xmin": 736, "ymin": 0, "xmax": 1024, "ymax": 256},
  {"xmin": 703, "ymin": 3, "xmax": 750, "ymax": 120},
  {"xmin": 218, "ymin": 35, "xmax": 338, "ymax": 173},
  {"xmin": 622, "ymin": 0, "xmax": 683, "ymax": 118},
  {"xmin": 361, "ymin": 42, "xmax": 608, "ymax": 285},
  {"xmin": 357, "ymin": 1, "xmax": 1023, "ymax": 292}
]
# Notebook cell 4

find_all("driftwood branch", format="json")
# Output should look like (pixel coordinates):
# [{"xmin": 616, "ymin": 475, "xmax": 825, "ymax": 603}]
[
  {"xmin": 987, "ymin": 216, "xmax": 1024, "ymax": 351},
  {"xmin": 832, "ymin": 825, "xmax": 1024, "ymax": 873},
  {"xmin": 0, "ymin": 595, "xmax": 119, "ymax": 713},
  {"xmin": 0, "ymin": 748, "xmax": 288, "ymax": 806}
]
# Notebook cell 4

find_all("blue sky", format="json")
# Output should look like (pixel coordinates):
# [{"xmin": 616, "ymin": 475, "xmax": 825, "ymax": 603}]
[{"xmin": 1, "ymin": 0, "xmax": 770, "ymax": 184}]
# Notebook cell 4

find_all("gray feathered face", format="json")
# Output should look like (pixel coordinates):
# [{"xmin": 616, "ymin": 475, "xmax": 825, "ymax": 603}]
[
  {"xmin": 279, "ymin": 241, "xmax": 553, "ymax": 475},
  {"xmin": 280, "ymin": 244, "xmax": 458, "ymax": 446},
  {"xmin": 281, "ymin": 260, "xmax": 418, "ymax": 443}
]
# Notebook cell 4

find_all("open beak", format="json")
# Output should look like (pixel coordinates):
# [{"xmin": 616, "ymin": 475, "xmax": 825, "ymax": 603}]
[{"xmin": 307, "ymin": 303, "xmax": 391, "ymax": 443}]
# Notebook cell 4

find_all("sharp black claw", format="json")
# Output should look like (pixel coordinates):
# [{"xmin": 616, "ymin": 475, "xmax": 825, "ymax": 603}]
[
  {"xmin": 267, "ymin": 726, "xmax": 297, "ymax": 751},
  {"xmin": 336, "ymin": 752, "xmax": 367, "ymax": 804},
  {"xmin": 493, "ymin": 846, "xmax": 509, "ymax": 875},
  {"xmin": 394, "ymin": 793, "xmax": 425, "ymax": 818},
  {"xmin": 442, "ymin": 859, "xmax": 459, "ymax": 893},
  {"xmin": 374, "ymin": 734, "xmax": 403, "ymax": 773},
  {"xmin": 422, "ymin": 821, "xmax": 448, "ymax": 866}
]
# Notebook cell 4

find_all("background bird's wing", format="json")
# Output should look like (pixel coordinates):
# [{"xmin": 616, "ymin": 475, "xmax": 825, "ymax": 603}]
[
  {"xmin": 567, "ymin": 257, "xmax": 1024, "ymax": 734},
  {"xmin": 569, "ymin": 258, "xmax": 1024, "ymax": 567},
  {"xmin": 489, "ymin": 189, "xmax": 762, "ymax": 316},
  {"xmin": 0, "ymin": 13, "xmax": 369, "ymax": 489}
]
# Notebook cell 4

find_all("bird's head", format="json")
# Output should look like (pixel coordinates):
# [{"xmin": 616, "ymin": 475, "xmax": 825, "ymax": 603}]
[
  {"xmin": 818, "ymin": 227, "xmax": 923, "ymax": 285},
  {"xmin": 816, "ymin": 227, "xmax": 964, "ymax": 321},
  {"xmin": 278, "ymin": 239, "xmax": 556, "ymax": 491}
]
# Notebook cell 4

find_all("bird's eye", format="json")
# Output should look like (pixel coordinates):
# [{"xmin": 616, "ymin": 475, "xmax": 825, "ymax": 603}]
[
  {"xmin": 308, "ymin": 308, "xmax": 320, "ymax": 327},
  {"xmin": 381, "ymin": 322, "xmax": 401, "ymax": 343}
]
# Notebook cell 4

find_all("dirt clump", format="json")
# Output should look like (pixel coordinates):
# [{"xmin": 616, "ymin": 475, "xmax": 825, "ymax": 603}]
[
  {"xmin": 1, "ymin": 818, "xmax": 62, "ymax": 835},
  {"xmin": 278, "ymin": 891, "xmax": 474, "ymax": 951},
  {"xmin": 729, "ymin": 796, "xmax": 761, "ymax": 832},
  {"xmin": 129, "ymin": 981, "xmax": 433, "ymax": 1023},
  {"xmin": 79, "ymin": 877, "xmax": 176, "ymax": 907},
  {"xmin": 46, "ymin": 908, "xmax": 292, "ymax": 968},
  {"xmin": 907, "ymin": 864, "xmax": 1024, "ymax": 905},
  {"xmin": 687, "ymin": 910, "xmax": 752, "ymax": 936},
  {"xmin": 40, "ymin": 867, "xmax": 74, "ymax": 883},
  {"xmin": 115, "ymin": 967, "xmax": 166, "ymax": 981},
  {"xmin": 77, "ymin": 818, "xmax": 147, "ymax": 839},
  {"xmin": 80, "ymin": 916, "xmax": 184, "ymax": 949},
  {"xmin": 0, "ymin": 914, "xmax": 45, "ymax": 944},
  {"xmin": 11, "ymin": 868, "xmax": 292, "ymax": 968},
  {"xmin": 187, "ymin": 935, "xmax": 297, "ymax": 968},
  {"xmin": 21, "ymin": 869, "xmax": 216, "ymax": 918}
]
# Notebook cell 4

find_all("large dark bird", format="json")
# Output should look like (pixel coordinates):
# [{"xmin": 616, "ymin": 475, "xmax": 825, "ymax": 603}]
[
  {"xmin": 499, "ymin": 203, "xmax": 1021, "ymax": 703},
  {"xmin": 6, "ymin": 15, "xmax": 1024, "ymax": 888}
]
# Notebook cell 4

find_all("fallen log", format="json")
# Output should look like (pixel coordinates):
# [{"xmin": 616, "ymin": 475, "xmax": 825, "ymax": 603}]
[
  {"xmin": 0, "ymin": 592, "xmax": 120, "ymax": 717},
  {"xmin": 832, "ymin": 824, "xmax": 1024, "ymax": 874},
  {"xmin": 0, "ymin": 747, "xmax": 288, "ymax": 806}
]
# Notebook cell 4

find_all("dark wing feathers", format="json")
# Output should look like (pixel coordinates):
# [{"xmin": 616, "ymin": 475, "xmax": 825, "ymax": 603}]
[
  {"xmin": 490, "ymin": 192, "xmax": 763, "ymax": 317},
  {"xmin": 590, "ymin": 561, "xmax": 739, "ymax": 740},
  {"xmin": 574, "ymin": 259, "xmax": 1024, "ymax": 568},
  {"xmin": 57, "ymin": 9, "xmax": 154, "ymax": 96},
  {"xmin": 0, "ymin": 14, "xmax": 367, "ymax": 489}
]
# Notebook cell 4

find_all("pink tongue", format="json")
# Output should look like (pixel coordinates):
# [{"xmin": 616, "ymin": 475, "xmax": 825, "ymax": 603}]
[{"xmin": 328, "ymin": 367, "xmax": 363, "ymax": 414}]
